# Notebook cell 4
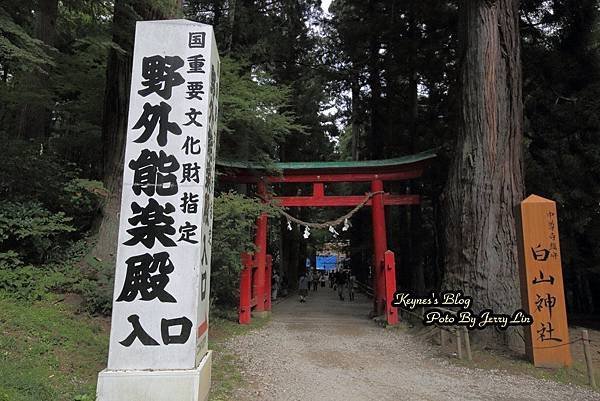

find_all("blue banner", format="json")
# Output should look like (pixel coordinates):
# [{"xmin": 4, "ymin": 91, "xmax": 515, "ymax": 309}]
[{"xmin": 316, "ymin": 255, "xmax": 337, "ymax": 271}]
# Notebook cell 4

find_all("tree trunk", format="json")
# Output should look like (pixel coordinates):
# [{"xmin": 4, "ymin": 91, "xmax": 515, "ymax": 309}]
[
  {"xmin": 285, "ymin": 213, "xmax": 301, "ymax": 288},
  {"xmin": 367, "ymin": 0, "xmax": 383, "ymax": 160},
  {"xmin": 17, "ymin": 0, "xmax": 58, "ymax": 139},
  {"xmin": 407, "ymin": 0, "xmax": 419, "ymax": 154},
  {"xmin": 36, "ymin": 0, "xmax": 59, "ymax": 45},
  {"xmin": 226, "ymin": 0, "xmax": 237, "ymax": 54},
  {"xmin": 93, "ymin": 0, "xmax": 181, "ymax": 265},
  {"xmin": 350, "ymin": 73, "xmax": 360, "ymax": 161},
  {"xmin": 409, "ymin": 184, "xmax": 425, "ymax": 295},
  {"xmin": 213, "ymin": 0, "xmax": 222, "ymax": 28},
  {"xmin": 443, "ymin": 0, "xmax": 524, "ymax": 347}
]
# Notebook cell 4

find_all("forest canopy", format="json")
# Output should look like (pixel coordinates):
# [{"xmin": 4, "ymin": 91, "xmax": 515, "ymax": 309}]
[{"xmin": 0, "ymin": 0, "xmax": 599, "ymax": 322}]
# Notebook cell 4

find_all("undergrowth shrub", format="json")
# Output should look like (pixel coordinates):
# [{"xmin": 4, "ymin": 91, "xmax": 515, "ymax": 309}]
[
  {"xmin": 0, "ymin": 141, "xmax": 104, "ymax": 305},
  {"xmin": 210, "ymin": 192, "xmax": 276, "ymax": 306}
]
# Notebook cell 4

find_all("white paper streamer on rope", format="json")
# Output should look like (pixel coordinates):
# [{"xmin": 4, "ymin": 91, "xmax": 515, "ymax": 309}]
[
  {"xmin": 328, "ymin": 225, "xmax": 339, "ymax": 238},
  {"xmin": 270, "ymin": 191, "xmax": 384, "ymax": 229},
  {"xmin": 287, "ymin": 220, "xmax": 292, "ymax": 231},
  {"xmin": 303, "ymin": 226, "xmax": 311, "ymax": 239},
  {"xmin": 342, "ymin": 218, "xmax": 351, "ymax": 231}
]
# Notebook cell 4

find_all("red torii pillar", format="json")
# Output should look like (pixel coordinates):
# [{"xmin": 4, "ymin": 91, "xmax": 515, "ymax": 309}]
[
  {"xmin": 265, "ymin": 255, "xmax": 272, "ymax": 311},
  {"xmin": 253, "ymin": 181, "xmax": 270, "ymax": 317},
  {"xmin": 239, "ymin": 252, "xmax": 253, "ymax": 324},
  {"xmin": 371, "ymin": 179, "xmax": 388, "ymax": 316},
  {"xmin": 384, "ymin": 251, "xmax": 398, "ymax": 325}
]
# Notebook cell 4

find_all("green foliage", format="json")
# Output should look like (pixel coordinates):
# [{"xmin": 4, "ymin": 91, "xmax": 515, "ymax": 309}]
[
  {"xmin": 71, "ymin": 252, "xmax": 114, "ymax": 315},
  {"xmin": 0, "ymin": 295, "xmax": 108, "ymax": 401},
  {"xmin": 186, "ymin": 1, "xmax": 334, "ymax": 164},
  {"xmin": 522, "ymin": 0, "xmax": 600, "ymax": 312},
  {"xmin": 218, "ymin": 56, "xmax": 305, "ymax": 164},
  {"xmin": 0, "ymin": 145, "xmax": 105, "ymax": 304},
  {"xmin": 73, "ymin": 395, "xmax": 95, "ymax": 401},
  {"xmin": 0, "ymin": 8, "xmax": 54, "ymax": 74},
  {"xmin": 0, "ymin": 264, "xmax": 69, "ymax": 302},
  {"xmin": 1, "ymin": 141, "xmax": 74, "ymax": 203},
  {"xmin": 0, "ymin": 202, "xmax": 75, "ymax": 264},
  {"xmin": 60, "ymin": 179, "xmax": 106, "ymax": 229},
  {"xmin": 0, "ymin": 1, "xmax": 110, "ymax": 176},
  {"xmin": 0, "ymin": 232, "xmax": 113, "ymax": 315},
  {"xmin": 0, "ymin": 0, "xmax": 597, "ymax": 328},
  {"xmin": 0, "ymin": 141, "xmax": 104, "ymax": 218},
  {"xmin": 0, "ymin": 239, "xmax": 89, "ymax": 302},
  {"xmin": 51, "ymin": 5, "xmax": 112, "ymax": 177},
  {"xmin": 210, "ymin": 192, "xmax": 277, "ymax": 306},
  {"xmin": 0, "ymin": 140, "xmax": 103, "ymax": 271},
  {"xmin": 0, "ymin": 141, "xmax": 105, "ymax": 305}
]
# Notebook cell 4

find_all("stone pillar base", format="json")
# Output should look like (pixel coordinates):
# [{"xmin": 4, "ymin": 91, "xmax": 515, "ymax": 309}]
[{"xmin": 97, "ymin": 351, "xmax": 212, "ymax": 401}]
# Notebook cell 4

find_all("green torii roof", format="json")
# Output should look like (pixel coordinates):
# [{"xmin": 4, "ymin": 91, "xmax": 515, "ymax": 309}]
[{"xmin": 217, "ymin": 149, "xmax": 437, "ymax": 172}]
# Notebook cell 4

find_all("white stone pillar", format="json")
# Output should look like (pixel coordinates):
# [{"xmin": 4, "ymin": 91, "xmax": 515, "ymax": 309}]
[{"xmin": 97, "ymin": 19, "xmax": 220, "ymax": 401}]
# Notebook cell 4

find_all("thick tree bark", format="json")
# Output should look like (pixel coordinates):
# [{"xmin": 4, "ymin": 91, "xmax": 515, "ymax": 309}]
[
  {"xmin": 443, "ymin": 0, "xmax": 524, "ymax": 347},
  {"xmin": 93, "ymin": 0, "xmax": 181, "ymax": 264}
]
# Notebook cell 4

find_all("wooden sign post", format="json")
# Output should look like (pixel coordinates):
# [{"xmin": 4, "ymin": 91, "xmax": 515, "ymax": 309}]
[
  {"xmin": 96, "ymin": 20, "xmax": 220, "ymax": 401},
  {"xmin": 516, "ymin": 195, "xmax": 572, "ymax": 368}
]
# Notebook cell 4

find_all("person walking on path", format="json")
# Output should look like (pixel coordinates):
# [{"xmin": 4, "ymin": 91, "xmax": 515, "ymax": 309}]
[
  {"xmin": 280, "ymin": 273, "xmax": 288, "ymax": 297},
  {"xmin": 312, "ymin": 269, "xmax": 318, "ymax": 291},
  {"xmin": 319, "ymin": 272, "xmax": 326, "ymax": 288},
  {"xmin": 272, "ymin": 270, "xmax": 281, "ymax": 300},
  {"xmin": 336, "ymin": 270, "xmax": 346, "ymax": 301},
  {"xmin": 298, "ymin": 272, "xmax": 309, "ymax": 303},
  {"xmin": 347, "ymin": 273, "xmax": 355, "ymax": 301}
]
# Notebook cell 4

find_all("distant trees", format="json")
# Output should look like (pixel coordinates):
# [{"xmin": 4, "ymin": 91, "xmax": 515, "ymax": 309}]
[
  {"xmin": 1, "ymin": 0, "xmax": 599, "ymax": 317},
  {"xmin": 326, "ymin": 0, "xmax": 600, "ymax": 323},
  {"xmin": 521, "ymin": 0, "xmax": 600, "ymax": 313},
  {"xmin": 326, "ymin": 0, "xmax": 457, "ymax": 290},
  {"xmin": 186, "ymin": 0, "xmax": 336, "ymax": 279},
  {"xmin": 0, "ymin": 1, "xmax": 111, "ymax": 306}
]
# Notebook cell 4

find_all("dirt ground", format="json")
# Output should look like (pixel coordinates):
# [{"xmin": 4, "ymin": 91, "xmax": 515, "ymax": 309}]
[
  {"xmin": 224, "ymin": 288, "xmax": 600, "ymax": 401},
  {"xmin": 570, "ymin": 324, "xmax": 600, "ymax": 373}
]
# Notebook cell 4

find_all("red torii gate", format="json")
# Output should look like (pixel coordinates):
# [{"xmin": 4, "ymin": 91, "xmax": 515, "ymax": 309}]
[{"xmin": 217, "ymin": 150, "xmax": 436, "ymax": 325}]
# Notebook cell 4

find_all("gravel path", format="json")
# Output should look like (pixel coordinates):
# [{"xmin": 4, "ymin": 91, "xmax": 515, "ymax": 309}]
[{"xmin": 225, "ymin": 288, "xmax": 599, "ymax": 401}]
